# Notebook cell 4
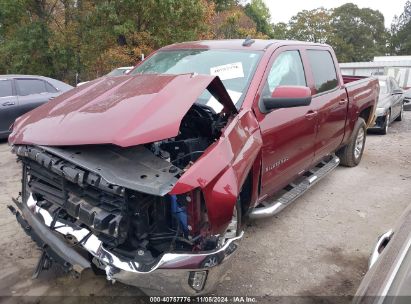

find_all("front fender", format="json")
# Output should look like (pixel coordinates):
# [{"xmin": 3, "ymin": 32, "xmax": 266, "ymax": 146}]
[{"xmin": 170, "ymin": 110, "xmax": 262, "ymax": 234}]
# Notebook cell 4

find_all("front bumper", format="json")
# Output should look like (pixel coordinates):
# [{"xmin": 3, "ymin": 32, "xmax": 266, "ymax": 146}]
[
  {"xmin": 369, "ymin": 115, "xmax": 386, "ymax": 130},
  {"xmin": 9, "ymin": 194, "xmax": 243, "ymax": 295}
]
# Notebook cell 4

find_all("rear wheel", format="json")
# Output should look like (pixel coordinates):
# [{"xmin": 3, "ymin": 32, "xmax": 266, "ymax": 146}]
[{"xmin": 337, "ymin": 118, "xmax": 366, "ymax": 167}]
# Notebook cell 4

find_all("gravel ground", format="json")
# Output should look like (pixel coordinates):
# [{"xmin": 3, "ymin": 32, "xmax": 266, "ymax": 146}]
[{"xmin": 0, "ymin": 112, "xmax": 410, "ymax": 303}]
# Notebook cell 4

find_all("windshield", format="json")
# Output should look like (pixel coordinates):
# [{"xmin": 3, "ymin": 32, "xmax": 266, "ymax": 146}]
[
  {"xmin": 379, "ymin": 80, "xmax": 388, "ymax": 94},
  {"xmin": 107, "ymin": 68, "xmax": 130, "ymax": 77},
  {"xmin": 130, "ymin": 49, "xmax": 262, "ymax": 112}
]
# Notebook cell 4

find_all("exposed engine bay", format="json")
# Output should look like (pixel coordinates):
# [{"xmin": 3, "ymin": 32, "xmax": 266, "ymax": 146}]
[
  {"xmin": 150, "ymin": 103, "xmax": 228, "ymax": 169},
  {"xmin": 14, "ymin": 103, "xmax": 230, "ymax": 266}
]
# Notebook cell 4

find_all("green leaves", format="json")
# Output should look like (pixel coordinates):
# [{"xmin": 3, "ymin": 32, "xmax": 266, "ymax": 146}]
[
  {"xmin": 244, "ymin": 0, "xmax": 273, "ymax": 37},
  {"xmin": 331, "ymin": 3, "xmax": 388, "ymax": 62},
  {"xmin": 272, "ymin": 3, "xmax": 389, "ymax": 62},
  {"xmin": 0, "ymin": 0, "xmax": 397, "ymax": 83},
  {"xmin": 0, "ymin": 0, "xmax": 216, "ymax": 84},
  {"xmin": 391, "ymin": 1, "xmax": 411, "ymax": 55}
]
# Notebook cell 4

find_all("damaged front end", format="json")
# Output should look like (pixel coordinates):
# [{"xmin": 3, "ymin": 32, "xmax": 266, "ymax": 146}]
[
  {"xmin": 9, "ymin": 141, "xmax": 242, "ymax": 294},
  {"xmin": 8, "ymin": 74, "xmax": 245, "ymax": 295}
]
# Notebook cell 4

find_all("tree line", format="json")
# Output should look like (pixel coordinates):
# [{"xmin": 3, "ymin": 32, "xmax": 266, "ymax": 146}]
[{"xmin": 0, "ymin": 0, "xmax": 410, "ymax": 85}]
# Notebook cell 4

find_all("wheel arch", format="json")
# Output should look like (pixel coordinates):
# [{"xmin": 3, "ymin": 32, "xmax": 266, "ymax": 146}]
[{"xmin": 359, "ymin": 105, "xmax": 374, "ymax": 127}]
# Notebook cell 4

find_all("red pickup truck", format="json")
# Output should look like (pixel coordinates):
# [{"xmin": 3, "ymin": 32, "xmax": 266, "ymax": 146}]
[{"xmin": 7, "ymin": 39, "xmax": 378, "ymax": 295}]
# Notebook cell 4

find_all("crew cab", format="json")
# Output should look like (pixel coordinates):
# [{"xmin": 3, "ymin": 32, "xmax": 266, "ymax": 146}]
[{"xmin": 7, "ymin": 39, "xmax": 379, "ymax": 295}]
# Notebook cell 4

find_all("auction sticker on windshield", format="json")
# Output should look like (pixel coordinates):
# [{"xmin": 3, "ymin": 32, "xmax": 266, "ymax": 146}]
[{"xmin": 210, "ymin": 62, "xmax": 244, "ymax": 80}]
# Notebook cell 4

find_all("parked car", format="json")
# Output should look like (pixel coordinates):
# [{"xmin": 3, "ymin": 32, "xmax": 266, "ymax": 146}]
[
  {"xmin": 354, "ymin": 204, "xmax": 411, "ymax": 303},
  {"xmin": 0, "ymin": 75, "xmax": 73, "ymax": 139},
  {"xmin": 368, "ymin": 76, "xmax": 404, "ymax": 134},
  {"xmin": 7, "ymin": 39, "xmax": 378, "ymax": 295},
  {"xmin": 77, "ymin": 66, "xmax": 133, "ymax": 87}
]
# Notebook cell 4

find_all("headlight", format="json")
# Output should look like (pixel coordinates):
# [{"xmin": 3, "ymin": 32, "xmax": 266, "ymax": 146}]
[{"xmin": 375, "ymin": 108, "xmax": 387, "ymax": 116}]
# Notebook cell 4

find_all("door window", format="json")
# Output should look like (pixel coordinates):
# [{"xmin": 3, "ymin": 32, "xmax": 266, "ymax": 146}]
[
  {"xmin": 307, "ymin": 50, "xmax": 338, "ymax": 94},
  {"xmin": 262, "ymin": 50, "xmax": 306, "ymax": 98},
  {"xmin": 16, "ymin": 79, "xmax": 47, "ymax": 96},
  {"xmin": 0, "ymin": 80, "xmax": 13, "ymax": 97}
]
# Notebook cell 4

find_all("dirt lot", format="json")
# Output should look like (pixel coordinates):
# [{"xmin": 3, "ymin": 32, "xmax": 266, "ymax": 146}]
[{"xmin": 1, "ymin": 112, "xmax": 411, "ymax": 302}]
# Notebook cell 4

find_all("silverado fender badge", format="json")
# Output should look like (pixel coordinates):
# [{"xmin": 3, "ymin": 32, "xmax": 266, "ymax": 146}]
[{"xmin": 266, "ymin": 157, "xmax": 289, "ymax": 172}]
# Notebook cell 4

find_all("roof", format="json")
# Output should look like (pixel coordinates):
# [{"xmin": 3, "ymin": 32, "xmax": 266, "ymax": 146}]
[
  {"xmin": 0, "ymin": 74, "xmax": 73, "ymax": 90},
  {"xmin": 0, "ymin": 74, "xmax": 49, "ymax": 79},
  {"xmin": 160, "ymin": 39, "xmax": 327, "ymax": 51}
]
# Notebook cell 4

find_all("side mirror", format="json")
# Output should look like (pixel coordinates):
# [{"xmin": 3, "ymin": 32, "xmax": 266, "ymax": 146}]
[
  {"xmin": 392, "ymin": 89, "xmax": 403, "ymax": 95},
  {"xmin": 263, "ymin": 86, "xmax": 312, "ymax": 111}
]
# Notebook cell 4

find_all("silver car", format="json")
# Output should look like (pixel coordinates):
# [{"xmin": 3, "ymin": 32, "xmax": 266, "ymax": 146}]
[
  {"xmin": 354, "ymin": 204, "xmax": 411, "ymax": 303},
  {"xmin": 369, "ymin": 76, "xmax": 404, "ymax": 134},
  {"xmin": 0, "ymin": 75, "xmax": 73, "ymax": 139}
]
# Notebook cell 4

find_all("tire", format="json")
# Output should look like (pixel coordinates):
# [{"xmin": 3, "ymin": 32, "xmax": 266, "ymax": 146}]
[
  {"xmin": 336, "ymin": 117, "xmax": 366, "ymax": 167},
  {"xmin": 380, "ymin": 111, "xmax": 390, "ymax": 135},
  {"xmin": 395, "ymin": 103, "xmax": 404, "ymax": 121}
]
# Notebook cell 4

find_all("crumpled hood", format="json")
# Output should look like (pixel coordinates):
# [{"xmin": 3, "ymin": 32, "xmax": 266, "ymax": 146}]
[{"xmin": 9, "ymin": 74, "xmax": 236, "ymax": 147}]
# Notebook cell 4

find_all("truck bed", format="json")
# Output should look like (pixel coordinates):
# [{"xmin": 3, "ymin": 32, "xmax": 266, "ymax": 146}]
[
  {"xmin": 343, "ymin": 75, "xmax": 379, "ymax": 131},
  {"xmin": 342, "ymin": 75, "xmax": 369, "ymax": 84}
]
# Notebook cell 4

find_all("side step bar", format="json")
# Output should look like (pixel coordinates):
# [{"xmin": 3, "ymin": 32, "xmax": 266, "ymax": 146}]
[{"xmin": 249, "ymin": 155, "xmax": 340, "ymax": 219}]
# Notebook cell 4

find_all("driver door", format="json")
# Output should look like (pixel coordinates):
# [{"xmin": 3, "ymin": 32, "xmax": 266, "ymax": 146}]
[{"xmin": 255, "ymin": 47, "xmax": 318, "ymax": 197}]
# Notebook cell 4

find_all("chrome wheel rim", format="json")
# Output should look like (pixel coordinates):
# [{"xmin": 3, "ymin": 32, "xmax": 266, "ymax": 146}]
[{"xmin": 354, "ymin": 128, "xmax": 365, "ymax": 159}]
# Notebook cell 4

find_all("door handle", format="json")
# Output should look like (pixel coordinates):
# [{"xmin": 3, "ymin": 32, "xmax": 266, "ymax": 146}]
[
  {"xmin": 339, "ymin": 99, "xmax": 348, "ymax": 105},
  {"xmin": 48, "ymin": 97, "xmax": 55, "ymax": 101},
  {"xmin": 305, "ymin": 110, "xmax": 318, "ymax": 120},
  {"xmin": 2, "ymin": 101, "xmax": 15, "ymax": 106}
]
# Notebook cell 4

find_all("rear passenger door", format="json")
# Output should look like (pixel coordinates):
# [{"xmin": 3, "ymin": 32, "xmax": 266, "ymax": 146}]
[
  {"xmin": 305, "ymin": 49, "xmax": 348, "ymax": 162},
  {"xmin": 257, "ymin": 47, "xmax": 318, "ymax": 197},
  {"xmin": 15, "ymin": 78, "xmax": 55, "ymax": 117},
  {"xmin": 0, "ymin": 79, "xmax": 18, "ymax": 135}
]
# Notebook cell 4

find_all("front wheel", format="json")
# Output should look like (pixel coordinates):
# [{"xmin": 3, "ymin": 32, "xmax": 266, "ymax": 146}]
[{"xmin": 337, "ymin": 117, "xmax": 366, "ymax": 167}]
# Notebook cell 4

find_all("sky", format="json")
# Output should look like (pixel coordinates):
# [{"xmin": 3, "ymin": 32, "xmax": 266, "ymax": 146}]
[{"xmin": 264, "ymin": 0, "xmax": 408, "ymax": 28}]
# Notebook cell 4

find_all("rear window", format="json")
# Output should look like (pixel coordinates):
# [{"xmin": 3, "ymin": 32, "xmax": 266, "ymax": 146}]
[
  {"xmin": 16, "ymin": 79, "xmax": 47, "ymax": 96},
  {"xmin": 0, "ymin": 79, "xmax": 13, "ymax": 97},
  {"xmin": 307, "ymin": 50, "xmax": 338, "ymax": 94},
  {"xmin": 45, "ymin": 81, "xmax": 58, "ymax": 93}
]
